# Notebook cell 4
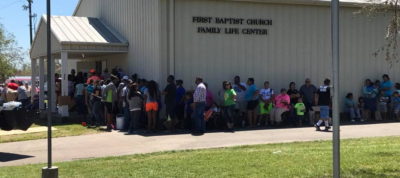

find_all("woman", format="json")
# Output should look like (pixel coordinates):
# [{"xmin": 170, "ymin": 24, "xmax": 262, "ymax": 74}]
[
  {"xmin": 222, "ymin": 81, "xmax": 237, "ymax": 131},
  {"xmin": 127, "ymin": 83, "xmax": 143, "ymax": 134},
  {"xmin": 362, "ymin": 79, "xmax": 378, "ymax": 120},
  {"xmin": 287, "ymin": 82, "xmax": 300, "ymax": 104},
  {"xmin": 271, "ymin": 88, "xmax": 290, "ymax": 126},
  {"xmin": 144, "ymin": 80, "xmax": 160, "ymax": 131},
  {"xmin": 287, "ymin": 82, "xmax": 300, "ymax": 125}
]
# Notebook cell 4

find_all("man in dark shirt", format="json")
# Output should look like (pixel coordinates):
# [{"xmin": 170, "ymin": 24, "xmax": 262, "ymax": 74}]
[
  {"xmin": 314, "ymin": 79, "xmax": 331, "ymax": 131},
  {"xmin": 163, "ymin": 75, "xmax": 177, "ymax": 129},
  {"xmin": 299, "ymin": 78, "xmax": 317, "ymax": 124}
]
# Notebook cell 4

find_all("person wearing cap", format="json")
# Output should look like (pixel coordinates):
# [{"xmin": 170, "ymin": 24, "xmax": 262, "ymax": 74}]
[
  {"xmin": 271, "ymin": 88, "xmax": 290, "ymax": 126},
  {"xmin": 86, "ymin": 69, "xmax": 101, "ymax": 84}
]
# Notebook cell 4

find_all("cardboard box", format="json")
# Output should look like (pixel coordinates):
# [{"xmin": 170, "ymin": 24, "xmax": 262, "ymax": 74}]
[
  {"xmin": 58, "ymin": 96, "xmax": 71, "ymax": 106},
  {"xmin": 6, "ymin": 92, "xmax": 18, "ymax": 102}
]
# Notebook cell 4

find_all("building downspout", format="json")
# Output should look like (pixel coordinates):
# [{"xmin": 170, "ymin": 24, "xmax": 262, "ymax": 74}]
[{"xmin": 168, "ymin": 0, "xmax": 175, "ymax": 76}]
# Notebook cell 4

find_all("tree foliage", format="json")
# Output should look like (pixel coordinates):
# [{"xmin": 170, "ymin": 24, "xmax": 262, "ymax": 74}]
[
  {"xmin": 0, "ymin": 24, "xmax": 24, "ymax": 82},
  {"xmin": 361, "ymin": 0, "xmax": 400, "ymax": 65}
]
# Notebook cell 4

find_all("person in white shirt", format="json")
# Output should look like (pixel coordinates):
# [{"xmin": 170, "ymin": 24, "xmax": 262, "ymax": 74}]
[{"xmin": 259, "ymin": 81, "xmax": 274, "ymax": 126}]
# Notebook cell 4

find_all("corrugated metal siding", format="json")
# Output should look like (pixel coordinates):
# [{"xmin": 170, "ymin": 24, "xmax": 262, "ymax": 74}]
[
  {"xmin": 75, "ymin": 0, "xmax": 162, "ymax": 82},
  {"xmin": 174, "ymin": 0, "xmax": 391, "ymax": 107}
]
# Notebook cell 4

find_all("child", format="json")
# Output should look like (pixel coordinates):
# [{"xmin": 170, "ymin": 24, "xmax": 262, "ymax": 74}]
[
  {"xmin": 378, "ymin": 90, "xmax": 389, "ymax": 120},
  {"xmin": 392, "ymin": 91, "xmax": 400, "ymax": 121},
  {"xmin": 294, "ymin": 97, "xmax": 306, "ymax": 126},
  {"xmin": 358, "ymin": 97, "xmax": 368, "ymax": 121},
  {"xmin": 344, "ymin": 93, "xmax": 361, "ymax": 122},
  {"xmin": 259, "ymin": 81, "xmax": 274, "ymax": 126}
]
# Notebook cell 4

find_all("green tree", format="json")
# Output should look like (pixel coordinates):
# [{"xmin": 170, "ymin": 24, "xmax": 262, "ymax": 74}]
[
  {"xmin": 0, "ymin": 23, "xmax": 24, "ymax": 82},
  {"xmin": 362, "ymin": 0, "xmax": 400, "ymax": 65}
]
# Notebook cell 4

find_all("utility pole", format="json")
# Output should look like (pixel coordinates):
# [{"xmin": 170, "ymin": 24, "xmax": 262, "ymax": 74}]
[
  {"xmin": 331, "ymin": 0, "xmax": 341, "ymax": 178},
  {"xmin": 42, "ymin": 0, "xmax": 58, "ymax": 178},
  {"xmin": 23, "ymin": 0, "xmax": 36, "ymax": 45}
]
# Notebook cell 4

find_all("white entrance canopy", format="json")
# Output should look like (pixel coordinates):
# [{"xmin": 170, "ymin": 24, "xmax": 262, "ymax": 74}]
[{"xmin": 30, "ymin": 16, "xmax": 129, "ymax": 111}]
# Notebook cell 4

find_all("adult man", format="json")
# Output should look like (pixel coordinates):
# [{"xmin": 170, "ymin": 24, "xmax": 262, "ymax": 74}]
[
  {"xmin": 314, "ymin": 79, "xmax": 331, "ymax": 131},
  {"xmin": 163, "ymin": 75, "xmax": 177, "ymax": 129},
  {"xmin": 17, "ymin": 81, "xmax": 29, "ymax": 107},
  {"xmin": 299, "ymin": 78, "xmax": 317, "ymax": 124},
  {"xmin": 193, "ymin": 77, "xmax": 207, "ymax": 135},
  {"xmin": 233, "ymin": 76, "xmax": 247, "ymax": 126}
]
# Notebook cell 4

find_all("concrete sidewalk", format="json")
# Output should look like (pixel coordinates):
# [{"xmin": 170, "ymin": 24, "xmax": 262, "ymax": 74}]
[{"xmin": 1, "ymin": 123, "xmax": 399, "ymax": 167}]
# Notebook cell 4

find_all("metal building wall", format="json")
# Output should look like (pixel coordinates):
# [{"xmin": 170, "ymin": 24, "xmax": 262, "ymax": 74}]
[
  {"xmin": 174, "ymin": 0, "xmax": 392, "ymax": 106},
  {"xmin": 75, "ymin": 0, "xmax": 163, "ymax": 82}
]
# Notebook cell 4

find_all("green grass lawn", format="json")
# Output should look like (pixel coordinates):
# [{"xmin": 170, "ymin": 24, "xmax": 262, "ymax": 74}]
[
  {"xmin": 0, "ymin": 123, "xmax": 104, "ymax": 143},
  {"xmin": 1, "ymin": 136, "xmax": 399, "ymax": 178}
]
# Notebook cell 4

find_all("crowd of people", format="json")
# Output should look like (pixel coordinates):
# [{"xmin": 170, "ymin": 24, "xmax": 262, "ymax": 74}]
[
  {"xmin": 1, "ymin": 66, "xmax": 399, "ymax": 134},
  {"xmin": 344, "ymin": 74, "xmax": 400, "ymax": 124},
  {"xmin": 61, "ymin": 67, "xmax": 336, "ymax": 134}
]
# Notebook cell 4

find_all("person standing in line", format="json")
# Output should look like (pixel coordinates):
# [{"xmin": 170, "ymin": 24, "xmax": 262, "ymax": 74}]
[
  {"xmin": 287, "ymin": 82, "xmax": 301, "ymax": 125},
  {"xmin": 233, "ymin": 76, "xmax": 247, "ymax": 127},
  {"xmin": 175, "ymin": 80, "xmax": 186, "ymax": 128},
  {"xmin": 17, "ymin": 81, "xmax": 29, "ymax": 107},
  {"xmin": 314, "ymin": 79, "xmax": 332, "ymax": 131},
  {"xmin": 259, "ymin": 81, "xmax": 274, "ymax": 126},
  {"xmin": 222, "ymin": 81, "xmax": 237, "ymax": 132},
  {"xmin": 163, "ymin": 75, "xmax": 177, "ymax": 130},
  {"xmin": 245, "ymin": 78, "xmax": 259, "ymax": 127},
  {"xmin": 91, "ymin": 80, "xmax": 103, "ymax": 127},
  {"xmin": 362, "ymin": 79, "xmax": 378, "ymax": 121},
  {"xmin": 75, "ymin": 79, "xmax": 87, "ymax": 124},
  {"xmin": 103, "ymin": 76, "xmax": 118, "ymax": 131},
  {"xmin": 193, "ymin": 77, "xmax": 207, "ymax": 135},
  {"xmin": 127, "ymin": 83, "xmax": 143, "ymax": 134},
  {"xmin": 144, "ymin": 81, "xmax": 159, "ymax": 132},
  {"xmin": 299, "ymin": 78, "xmax": 318, "ymax": 125},
  {"xmin": 85, "ymin": 80, "xmax": 95, "ymax": 127},
  {"xmin": 294, "ymin": 97, "xmax": 306, "ymax": 126}
]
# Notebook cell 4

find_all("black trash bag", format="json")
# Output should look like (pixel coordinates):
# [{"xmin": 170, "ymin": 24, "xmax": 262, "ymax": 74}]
[
  {"xmin": 1, "ymin": 107, "xmax": 34, "ymax": 131},
  {"xmin": 0, "ymin": 111, "xmax": 13, "ymax": 131}
]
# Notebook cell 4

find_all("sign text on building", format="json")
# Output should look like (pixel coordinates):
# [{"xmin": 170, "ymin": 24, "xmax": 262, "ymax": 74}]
[{"xmin": 192, "ymin": 16, "xmax": 272, "ymax": 35}]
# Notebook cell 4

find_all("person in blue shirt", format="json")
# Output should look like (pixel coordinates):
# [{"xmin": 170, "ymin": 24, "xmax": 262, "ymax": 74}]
[
  {"xmin": 381, "ymin": 74, "xmax": 393, "ymax": 97},
  {"xmin": 175, "ymin": 80, "xmax": 186, "ymax": 128},
  {"xmin": 245, "ymin": 78, "xmax": 259, "ymax": 127},
  {"xmin": 344, "ymin": 93, "xmax": 362, "ymax": 122},
  {"xmin": 392, "ymin": 91, "xmax": 400, "ymax": 121}
]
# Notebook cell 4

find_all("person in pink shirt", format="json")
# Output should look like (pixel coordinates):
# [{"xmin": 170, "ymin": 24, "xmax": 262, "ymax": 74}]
[{"xmin": 271, "ymin": 88, "xmax": 290, "ymax": 126}]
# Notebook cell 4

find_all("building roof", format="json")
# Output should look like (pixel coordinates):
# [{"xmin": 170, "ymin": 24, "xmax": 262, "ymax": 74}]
[
  {"xmin": 46, "ymin": 16, "xmax": 127, "ymax": 45},
  {"xmin": 73, "ymin": 0, "xmax": 379, "ymax": 15},
  {"xmin": 30, "ymin": 16, "xmax": 129, "ymax": 59}
]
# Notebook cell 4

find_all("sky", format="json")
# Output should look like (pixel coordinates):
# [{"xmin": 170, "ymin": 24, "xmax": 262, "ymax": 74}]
[{"xmin": 0, "ymin": 0, "xmax": 79, "ymax": 63}]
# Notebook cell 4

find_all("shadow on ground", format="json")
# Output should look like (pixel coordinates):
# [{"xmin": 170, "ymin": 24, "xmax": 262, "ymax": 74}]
[{"xmin": 0, "ymin": 152, "xmax": 34, "ymax": 162}]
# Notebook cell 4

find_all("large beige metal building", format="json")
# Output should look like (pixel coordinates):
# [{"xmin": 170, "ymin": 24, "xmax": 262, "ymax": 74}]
[{"xmin": 31, "ymin": 0, "xmax": 395, "ymax": 110}]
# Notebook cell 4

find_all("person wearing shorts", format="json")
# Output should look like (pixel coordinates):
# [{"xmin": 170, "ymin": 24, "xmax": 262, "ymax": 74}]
[
  {"xmin": 144, "ymin": 81, "xmax": 159, "ymax": 131},
  {"xmin": 315, "ymin": 79, "xmax": 332, "ymax": 131},
  {"xmin": 245, "ymin": 78, "xmax": 258, "ymax": 127}
]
